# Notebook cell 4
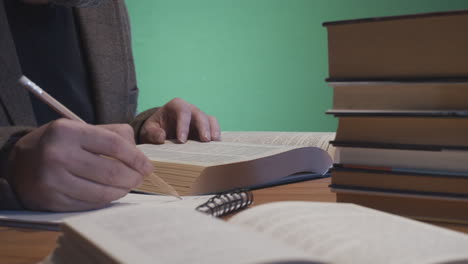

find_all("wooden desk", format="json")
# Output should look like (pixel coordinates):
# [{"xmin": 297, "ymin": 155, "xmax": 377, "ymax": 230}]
[{"xmin": 1, "ymin": 177, "xmax": 467, "ymax": 264}]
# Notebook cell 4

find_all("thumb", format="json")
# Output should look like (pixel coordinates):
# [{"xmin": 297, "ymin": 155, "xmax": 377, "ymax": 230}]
[{"xmin": 140, "ymin": 121, "xmax": 167, "ymax": 144}]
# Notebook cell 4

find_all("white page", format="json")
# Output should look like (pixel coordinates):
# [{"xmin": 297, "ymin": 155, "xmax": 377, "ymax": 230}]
[
  {"xmin": 60, "ymin": 205, "xmax": 322, "ymax": 264},
  {"xmin": 229, "ymin": 201, "xmax": 468, "ymax": 264},
  {"xmin": 221, "ymin": 131, "xmax": 335, "ymax": 149},
  {"xmin": 138, "ymin": 141, "xmax": 299, "ymax": 166},
  {"xmin": 221, "ymin": 131, "xmax": 336, "ymax": 159},
  {"xmin": 0, "ymin": 194, "xmax": 213, "ymax": 230}
]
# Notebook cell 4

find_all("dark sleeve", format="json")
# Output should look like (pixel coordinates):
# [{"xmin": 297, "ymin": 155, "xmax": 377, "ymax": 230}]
[
  {"xmin": 129, "ymin": 107, "xmax": 159, "ymax": 144},
  {"xmin": 0, "ymin": 127, "xmax": 34, "ymax": 210},
  {"xmin": 0, "ymin": 178, "xmax": 23, "ymax": 210},
  {"xmin": 116, "ymin": 0, "xmax": 159, "ymax": 143}
]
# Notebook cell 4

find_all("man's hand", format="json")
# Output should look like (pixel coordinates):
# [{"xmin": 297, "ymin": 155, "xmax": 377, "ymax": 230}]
[
  {"xmin": 6, "ymin": 119, "xmax": 154, "ymax": 212},
  {"xmin": 139, "ymin": 98, "xmax": 221, "ymax": 144}
]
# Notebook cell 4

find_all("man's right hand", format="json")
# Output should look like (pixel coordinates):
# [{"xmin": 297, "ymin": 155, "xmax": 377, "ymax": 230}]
[{"xmin": 5, "ymin": 119, "xmax": 154, "ymax": 212}]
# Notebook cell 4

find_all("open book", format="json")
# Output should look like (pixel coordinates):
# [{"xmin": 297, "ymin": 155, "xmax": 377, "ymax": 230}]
[
  {"xmin": 135, "ymin": 132, "xmax": 335, "ymax": 196},
  {"xmin": 0, "ymin": 194, "xmax": 213, "ymax": 231},
  {"xmin": 43, "ymin": 201, "xmax": 468, "ymax": 264},
  {"xmin": 0, "ymin": 190, "xmax": 253, "ymax": 230}
]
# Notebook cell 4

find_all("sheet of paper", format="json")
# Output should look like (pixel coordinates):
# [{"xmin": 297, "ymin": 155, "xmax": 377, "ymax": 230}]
[
  {"xmin": 0, "ymin": 194, "xmax": 213, "ymax": 230},
  {"xmin": 55, "ymin": 205, "xmax": 321, "ymax": 264},
  {"xmin": 229, "ymin": 201, "xmax": 468, "ymax": 264}
]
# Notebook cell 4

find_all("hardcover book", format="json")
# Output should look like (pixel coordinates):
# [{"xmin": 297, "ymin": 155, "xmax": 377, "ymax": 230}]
[{"xmin": 134, "ymin": 132, "xmax": 334, "ymax": 196}]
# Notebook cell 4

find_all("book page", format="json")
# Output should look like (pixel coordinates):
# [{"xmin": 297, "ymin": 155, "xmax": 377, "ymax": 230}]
[
  {"xmin": 0, "ymin": 194, "xmax": 213, "ymax": 230},
  {"xmin": 221, "ymin": 131, "xmax": 336, "ymax": 159},
  {"xmin": 55, "ymin": 205, "xmax": 324, "ymax": 264},
  {"xmin": 138, "ymin": 141, "xmax": 300, "ymax": 166},
  {"xmin": 229, "ymin": 202, "xmax": 468, "ymax": 264}
]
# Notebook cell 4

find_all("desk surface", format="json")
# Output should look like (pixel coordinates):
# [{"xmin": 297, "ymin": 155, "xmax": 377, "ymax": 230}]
[{"xmin": 1, "ymin": 177, "xmax": 467, "ymax": 264}]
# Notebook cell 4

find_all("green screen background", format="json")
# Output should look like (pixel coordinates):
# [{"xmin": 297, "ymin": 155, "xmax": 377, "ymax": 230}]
[{"xmin": 127, "ymin": 0, "xmax": 468, "ymax": 132}]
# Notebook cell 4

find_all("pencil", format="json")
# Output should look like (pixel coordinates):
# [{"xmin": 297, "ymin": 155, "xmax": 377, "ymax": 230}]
[
  {"xmin": 19, "ymin": 76, "xmax": 85, "ymax": 123},
  {"xmin": 18, "ymin": 75, "xmax": 181, "ymax": 199}
]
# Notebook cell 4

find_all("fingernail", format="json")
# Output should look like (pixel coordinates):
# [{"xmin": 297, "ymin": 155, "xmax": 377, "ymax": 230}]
[
  {"xmin": 157, "ymin": 133, "xmax": 165, "ymax": 144},
  {"xmin": 144, "ymin": 161, "xmax": 154, "ymax": 175},
  {"xmin": 214, "ymin": 131, "xmax": 221, "ymax": 141},
  {"xmin": 204, "ymin": 131, "xmax": 211, "ymax": 141},
  {"xmin": 179, "ymin": 132, "xmax": 187, "ymax": 143}
]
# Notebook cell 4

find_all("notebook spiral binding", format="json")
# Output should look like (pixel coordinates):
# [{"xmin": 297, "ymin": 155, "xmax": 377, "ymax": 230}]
[{"xmin": 196, "ymin": 189, "xmax": 254, "ymax": 217}]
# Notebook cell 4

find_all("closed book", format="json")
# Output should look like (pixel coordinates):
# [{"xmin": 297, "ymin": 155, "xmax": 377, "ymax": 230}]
[
  {"xmin": 335, "ymin": 145, "xmax": 468, "ymax": 173},
  {"xmin": 333, "ymin": 187, "xmax": 468, "ymax": 224},
  {"xmin": 331, "ymin": 165, "xmax": 468, "ymax": 195},
  {"xmin": 330, "ymin": 81, "xmax": 468, "ymax": 110},
  {"xmin": 324, "ymin": 10, "xmax": 468, "ymax": 79},
  {"xmin": 331, "ymin": 115, "xmax": 468, "ymax": 148}
]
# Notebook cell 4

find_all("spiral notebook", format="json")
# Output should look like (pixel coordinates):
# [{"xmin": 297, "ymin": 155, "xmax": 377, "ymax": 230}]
[
  {"xmin": 196, "ymin": 189, "xmax": 254, "ymax": 217},
  {"xmin": 0, "ymin": 191, "xmax": 254, "ymax": 230}
]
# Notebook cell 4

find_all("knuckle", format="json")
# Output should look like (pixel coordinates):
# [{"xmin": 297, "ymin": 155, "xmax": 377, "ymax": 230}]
[
  {"xmin": 45, "ymin": 119, "xmax": 80, "ymax": 142},
  {"xmin": 169, "ymin": 97, "xmax": 191, "ymax": 110},
  {"xmin": 117, "ymin": 124, "xmax": 134, "ymax": 140},
  {"xmin": 189, "ymin": 110, "xmax": 202, "ymax": 123},
  {"xmin": 193, "ymin": 108, "xmax": 204, "ymax": 117},
  {"xmin": 48, "ymin": 119, "xmax": 71, "ymax": 133},
  {"xmin": 120, "ymin": 124, "xmax": 134, "ymax": 134},
  {"xmin": 209, "ymin": 115, "xmax": 218, "ymax": 123},
  {"xmin": 41, "ymin": 145, "xmax": 65, "ymax": 164},
  {"xmin": 171, "ymin": 97, "xmax": 184, "ymax": 104}
]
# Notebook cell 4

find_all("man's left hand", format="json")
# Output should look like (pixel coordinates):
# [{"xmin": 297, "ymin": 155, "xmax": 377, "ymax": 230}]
[{"xmin": 139, "ymin": 98, "xmax": 220, "ymax": 144}]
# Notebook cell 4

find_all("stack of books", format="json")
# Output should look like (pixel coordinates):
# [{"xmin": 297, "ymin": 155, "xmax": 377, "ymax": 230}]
[{"xmin": 323, "ymin": 10, "xmax": 468, "ymax": 224}]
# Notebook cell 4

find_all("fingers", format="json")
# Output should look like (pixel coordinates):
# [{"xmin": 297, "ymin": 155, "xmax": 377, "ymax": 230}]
[
  {"xmin": 208, "ymin": 115, "xmax": 221, "ymax": 141},
  {"xmin": 27, "ymin": 173, "xmax": 115, "ymax": 212},
  {"xmin": 176, "ymin": 106, "xmax": 192, "ymax": 143},
  {"xmin": 65, "ymin": 148, "xmax": 144, "ymax": 189},
  {"xmin": 140, "ymin": 120, "xmax": 166, "ymax": 144},
  {"xmin": 11, "ymin": 119, "xmax": 152, "ymax": 212},
  {"xmin": 75, "ymin": 124, "xmax": 154, "ymax": 177},
  {"xmin": 191, "ymin": 108, "xmax": 211, "ymax": 142},
  {"xmin": 189, "ymin": 108, "xmax": 221, "ymax": 142},
  {"xmin": 52, "ymin": 169, "xmax": 130, "ymax": 204},
  {"xmin": 137, "ymin": 98, "xmax": 221, "ymax": 143}
]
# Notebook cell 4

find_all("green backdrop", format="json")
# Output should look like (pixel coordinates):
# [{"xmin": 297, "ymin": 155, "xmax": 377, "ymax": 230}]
[{"xmin": 127, "ymin": 0, "xmax": 468, "ymax": 132}]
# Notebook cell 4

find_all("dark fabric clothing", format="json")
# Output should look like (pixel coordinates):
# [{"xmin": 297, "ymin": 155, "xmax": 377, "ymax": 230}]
[
  {"xmin": 0, "ymin": 0, "xmax": 154, "ymax": 210},
  {"xmin": 4, "ymin": 0, "xmax": 95, "ymax": 125}
]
